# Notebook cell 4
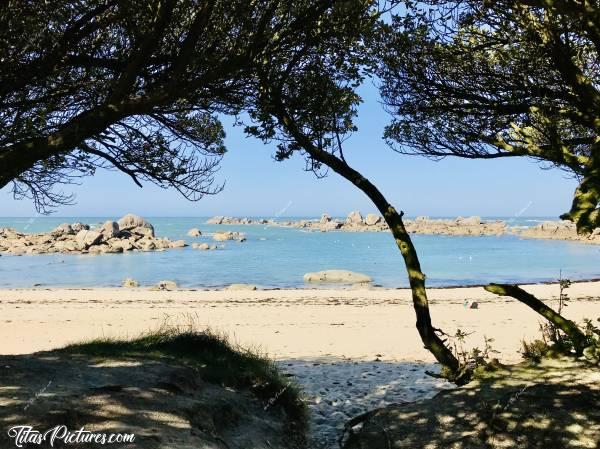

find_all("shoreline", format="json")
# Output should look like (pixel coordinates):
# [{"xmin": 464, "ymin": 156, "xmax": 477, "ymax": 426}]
[
  {"xmin": 2, "ymin": 280, "xmax": 599, "ymax": 357},
  {"xmin": 2, "ymin": 280, "xmax": 599, "ymax": 447},
  {"xmin": 2, "ymin": 276, "xmax": 600, "ymax": 291}
]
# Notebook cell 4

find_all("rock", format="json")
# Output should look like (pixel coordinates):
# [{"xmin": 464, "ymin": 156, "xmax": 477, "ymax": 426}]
[
  {"xmin": 192, "ymin": 243, "xmax": 211, "ymax": 250},
  {"xmin": 0, "ymin": 218, "xmax": 188, "ymax": 256},
  {"xmin": 225, "ymin": 284, "xmax": 258, "ymax": 291},
  {"xmin": 346, "ymin": 211, "xmax": 363, "ymax": 225},
  {"xmin": 456, "ymin": 216, "xmax": 481, "ymax": 226},
  {"xmin": 129, "ymin": 226, "xmax": 154, "ymax": 238},
  {"xmin": 52, "ymin": 223, "xmax": 74, "ymax": 236},
  {"xmin": 100, "ymin": 221, "xmax": 120, "ymax": 239},
  {"xmin": 117, "ymin": 214, "xmax": 155, "ymax": 237},
  {"xmin": 135, "ymin": 239, "xmax": 156, "ymax": 251},
  {"xmin": 156, "ymin": 280, "xmax": 177, "ymax": 290},
  {"xmin": 53, "ymin": 240, "xmax": 83, "ymax": 253},
  {"xmin": 364, "ymin": 214, "xmax": 382, "ymax": 226},
  {"xmin": 322, "ymin": 221, "xmax": 342, "ymax": 231},
  {"xmin": 206, "ymin": 216, "xmax": 225, "ymax": 225},
  {"xmin": 122, "ymin": 278, "xmax": 139, "ymax": 288},
  {"xmin": 303, "ymin": 270, "xmax": 372, "ymax": 284},
  {"xmin": 320, "ymin": 213, "xmax": 332, "ymax": 224},
  {"xmin": 154, "ymin": 238, "xmax": 172, "ymax": 249},
  {"xmin": 76, "ymin": 230, "xmax": 103, "ymax": 248},
  {"xmin": 213, "ymin": 231, "xmax": 245, "ymax": 242},
  {"xmin": 187, "ymin": 228, "xmax": 202, "ymax": 237},
  {"xmin": 71, "ymin": 222, "xmax": 90, "ymax": 232}
]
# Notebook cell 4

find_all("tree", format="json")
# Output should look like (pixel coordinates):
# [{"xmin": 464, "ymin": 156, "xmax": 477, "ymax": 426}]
[
  {"xmin": 378, "ymin": 0, "xmax": 600, "ymax": 234},
  {"xmin": 1, "ymin": 0, "xmax": 467, "ymax": 381},
  {"xmin": 244, "ymin": 2, "xmax": 467, "ymax": 382},
  {"xmin": 0, "ymin": 0, "xmax": 346, "ymax": 211}
]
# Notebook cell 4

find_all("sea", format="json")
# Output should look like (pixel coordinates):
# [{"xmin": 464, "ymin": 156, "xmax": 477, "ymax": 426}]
[{"xmin": 0, "ymin": 216, "xmax": 598, "ymax": 289}]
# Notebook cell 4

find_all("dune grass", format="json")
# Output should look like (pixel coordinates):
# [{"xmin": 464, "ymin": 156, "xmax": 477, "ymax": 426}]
[{"xmin": 58, "ymin": 326, "xmax": 308, "ymax": 444}]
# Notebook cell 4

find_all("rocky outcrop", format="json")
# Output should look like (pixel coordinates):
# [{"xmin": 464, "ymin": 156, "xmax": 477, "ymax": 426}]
[
  {"xmin": 303, "ymin": 270, "xmax": 372, "ymax": 284},
  {"xmin": 520, "ymin": 220, "xmax": 600, "ymax": 244},
  {"xmin": 205, "ymin": 213, "xmax": 502, "ymax": 236},
  {"xmin": 0, "ymin": 215, "xmax": 185, "ymax": 256},
  {"xmin": 203, "ymin": 212, "xmax": 600, "ymax": 243},
  {"xmin": 403, "ymin": 216, "xmax": 506, "ymax": 236}
]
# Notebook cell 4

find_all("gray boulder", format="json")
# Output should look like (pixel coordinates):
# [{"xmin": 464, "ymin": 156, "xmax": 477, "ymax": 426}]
[{"xmin": 100, "ymin": 221, "xmax": 120, "ymax": 239}]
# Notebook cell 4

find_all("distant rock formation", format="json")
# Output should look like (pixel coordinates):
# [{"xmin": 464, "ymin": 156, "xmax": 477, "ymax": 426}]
[
  {"xmin": 520, "ymin": 221, "xmax": 600, "ymax": 244},
  {"xmin": 0, "ymin": 214, "xmax": 185, "ymax": 255},
  {"xmin": 204, "ymin": 212, "xmax": 600, "ymax": 244},
  {"xmin": 205, "ymin": 212, "xmax": 505, "ymax": 236}
]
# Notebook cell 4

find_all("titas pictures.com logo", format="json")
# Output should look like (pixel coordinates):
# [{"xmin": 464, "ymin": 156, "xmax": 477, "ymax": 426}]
[{"xmin": 7, "ymin": 425, "xmax": 135, "ymax": 447}]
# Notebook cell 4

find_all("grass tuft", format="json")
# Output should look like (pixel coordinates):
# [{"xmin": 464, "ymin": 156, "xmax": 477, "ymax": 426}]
[{"xmin": 59, "ymin": 325, "xmax": 308, "ymax": 446}]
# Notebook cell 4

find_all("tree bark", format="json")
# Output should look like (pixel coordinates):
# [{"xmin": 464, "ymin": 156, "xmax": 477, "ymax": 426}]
[{"xmin": 485, "ymin": 283, "xmax": 587, "ymax": 354}]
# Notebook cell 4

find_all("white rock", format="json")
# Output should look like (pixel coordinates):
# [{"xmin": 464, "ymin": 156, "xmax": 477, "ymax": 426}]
[
  {"xmin": 213, "ymin": 231, "xmax": 245, "ymax": 242},
  {"xmin": 346, "ymin": 211, "xmax": 363, "ymax": 225},
  {"xmin": 169, "ymin": 239, "xmax": 188, "ymax": 248},
  {"xmin": 364, "ymin": 214, "xmax": 382, "ymax": 226},
  {"xmin": 206, "ymin": 216, "xmax": 225, "ymax": 225},
  {"xmin": 122, "ymin": 278, "xmax": 139, "ymax": 288},
  {"xmin": 156, "ymin": 280, "xmax": 177, "ymax": 290},
  {"xmin": 187, "ymin": 228, "xmax": 202, "ymax": 237}
]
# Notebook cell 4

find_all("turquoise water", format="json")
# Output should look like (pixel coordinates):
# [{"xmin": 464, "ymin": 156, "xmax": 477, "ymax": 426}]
[{"xmin": 0, "ymin": 217, "xmax": 598, "ymax": 288}]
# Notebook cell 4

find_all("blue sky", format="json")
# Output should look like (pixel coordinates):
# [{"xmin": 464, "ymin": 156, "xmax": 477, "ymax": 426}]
[{"xmin": 1, "ymin": 83, "xmax": 577, "ymax": 218}]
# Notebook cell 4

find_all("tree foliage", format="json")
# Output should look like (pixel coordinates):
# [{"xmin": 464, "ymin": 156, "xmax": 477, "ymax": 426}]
[
  {"xmin": 0, "ymin": 0, "xmax": 356, "ymax": 211},
  {"xmin": 379, "ymin": 0, "xmax": 600, "ymax": 234}
]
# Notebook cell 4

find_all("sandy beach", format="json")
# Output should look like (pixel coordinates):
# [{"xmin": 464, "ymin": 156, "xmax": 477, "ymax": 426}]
[{"xmin": 2, "ymin": 281, "xmax": 599, "ymax": 446}]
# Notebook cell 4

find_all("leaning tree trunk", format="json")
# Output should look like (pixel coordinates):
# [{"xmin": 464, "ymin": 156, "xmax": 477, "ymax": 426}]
[
  {"xmin": 485, "ymin": 283, "xmax": 588, "ymax": 354},
  {"xmin": 275, "ymin": 114, "xmax": 463, "ymax": 381}
]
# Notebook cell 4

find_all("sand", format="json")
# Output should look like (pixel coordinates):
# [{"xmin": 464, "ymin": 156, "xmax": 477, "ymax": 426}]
[{"xmin": 1, "ymin": 281, "xmax": 599, "ymax": 447}]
